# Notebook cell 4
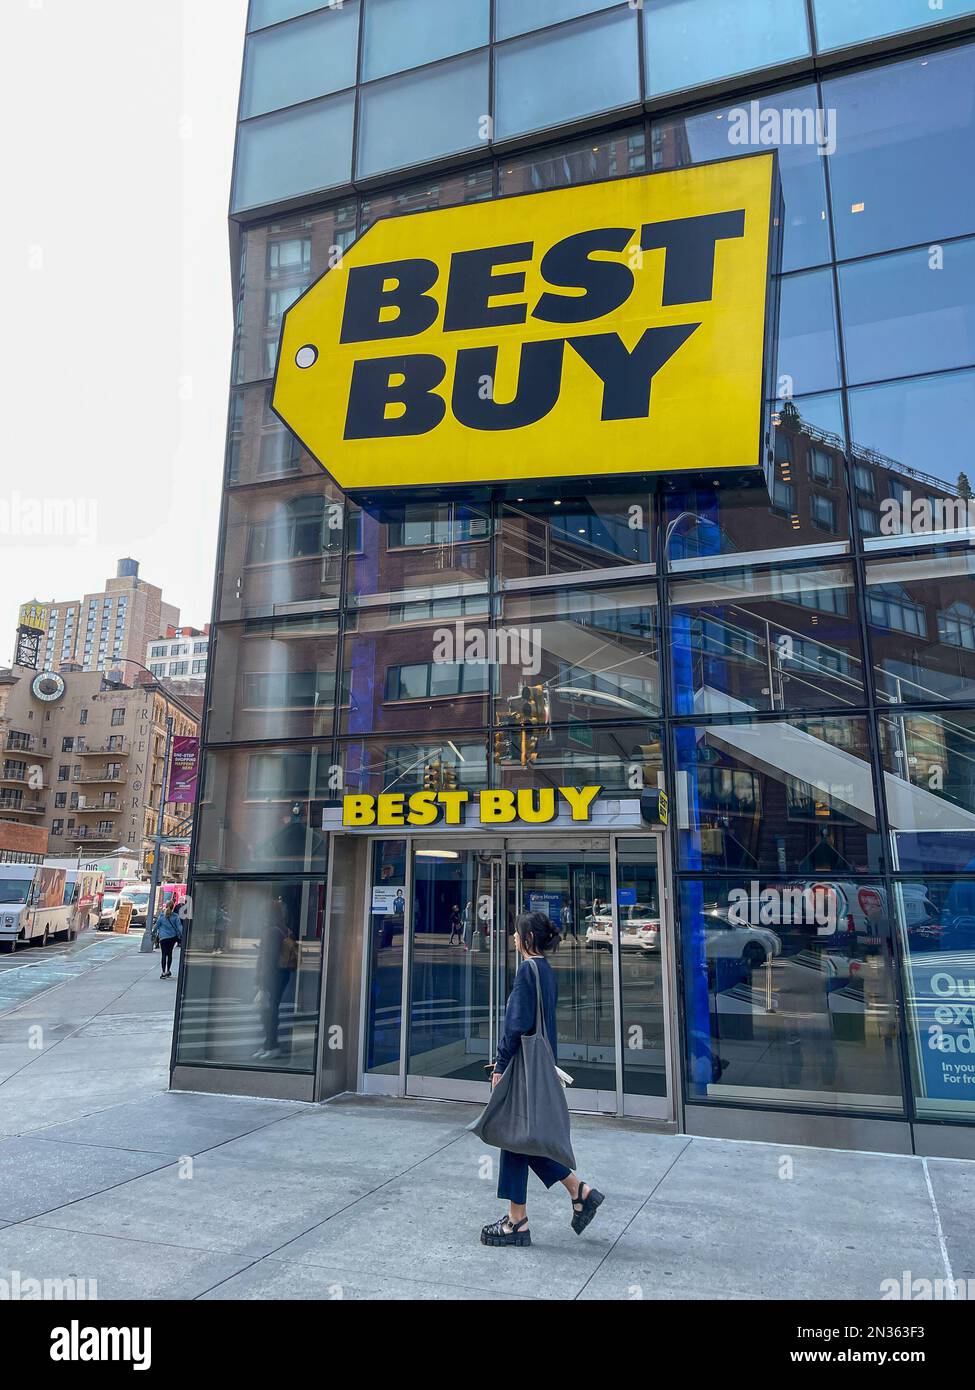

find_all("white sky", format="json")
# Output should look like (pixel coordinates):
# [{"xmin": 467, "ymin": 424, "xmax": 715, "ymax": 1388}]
[{"xmin": 0, "ymin": 0, "xmax": 249, "ymax": 664}]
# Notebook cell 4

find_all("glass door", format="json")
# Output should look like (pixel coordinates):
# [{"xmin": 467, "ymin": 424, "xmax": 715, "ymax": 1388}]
[
  {"xmin": 506, "ymin": 839, "xmax": 619, "ymax": 1113},
  {"xmin": 405, "ymin": 840, "xmax": 504, "ymax": 1100}
]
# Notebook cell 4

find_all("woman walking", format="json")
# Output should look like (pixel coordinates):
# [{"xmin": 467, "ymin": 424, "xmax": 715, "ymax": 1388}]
[
  {"xmin": 154, "ymin": 898, "xmax": 182, "ymax": 979},
  {"xmin": 480, "ymin": 911, "xmax": 604, "ymax": 1248}
]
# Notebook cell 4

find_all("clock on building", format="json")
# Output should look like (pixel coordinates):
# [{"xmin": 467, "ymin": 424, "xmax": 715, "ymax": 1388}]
[{"xmin": 31, "ymin": 671, "xmax": 66, "ymax": 703}]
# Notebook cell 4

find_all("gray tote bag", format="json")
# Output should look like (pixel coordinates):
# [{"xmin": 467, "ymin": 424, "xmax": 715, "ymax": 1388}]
[{"xmin": 469, "ymin": 958, "xmax": 576, "ymax": 1170}]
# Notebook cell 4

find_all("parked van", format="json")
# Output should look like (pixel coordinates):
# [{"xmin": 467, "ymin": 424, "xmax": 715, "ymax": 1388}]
[{"xmin": 0, "ymin": 864, "xmax": 69, "ymax": 952}]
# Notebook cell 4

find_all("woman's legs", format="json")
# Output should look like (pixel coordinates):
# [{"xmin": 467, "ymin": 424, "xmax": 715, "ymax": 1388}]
[{"xmin": 160, "ymin": 939, "xmax": 175, "ymax": 975}]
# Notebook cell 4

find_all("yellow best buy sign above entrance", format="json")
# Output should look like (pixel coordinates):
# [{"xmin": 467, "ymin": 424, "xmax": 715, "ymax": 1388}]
[
  {"xmin": 343, "ymin": 786, "xmax": 601, "ymax": 828},
  {"xmin": 273, "ymin": 153, "xmax": 781, "ymax": 491}
]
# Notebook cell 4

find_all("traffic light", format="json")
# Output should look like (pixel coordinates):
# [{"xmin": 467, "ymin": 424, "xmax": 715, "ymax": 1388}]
[
  {"xmin": 493, "ymin": 727, "xmax": 512, "ymax": 765},
  {"xmin": 423, "ymin": 758, "xmax": 443, "ymax": 791},
  {"xmin": 440, "ymin": 761, "xmax": 458, "ymax": 791}
]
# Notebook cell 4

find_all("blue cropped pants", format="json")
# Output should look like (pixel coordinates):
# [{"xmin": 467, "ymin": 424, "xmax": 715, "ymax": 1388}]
[{"xmin": 498, "ymin": 1149, "xmax": 572, "ymax": 1205}]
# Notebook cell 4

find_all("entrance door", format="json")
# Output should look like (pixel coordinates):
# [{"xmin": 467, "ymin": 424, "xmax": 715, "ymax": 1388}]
[
  {"xmin": 393, "ymin": 834, "xmax": 673, "ymax": 1118},
  {"xmin": 506, "ymin": 839, "xmax": 618, "ymax": 1112},
  {"xmin": 405, "ymin": 840, "xmax": 504, "ymax": 1100}
]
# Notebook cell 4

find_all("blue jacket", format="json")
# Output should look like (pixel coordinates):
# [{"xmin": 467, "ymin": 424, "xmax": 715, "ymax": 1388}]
[
  {"xmin": 155, "ymin": 911, "xmax": 182, "ymax": 941},
  {"xmin": 494, "ymin": 956, "xmax": 558, "ymax": 1075}
]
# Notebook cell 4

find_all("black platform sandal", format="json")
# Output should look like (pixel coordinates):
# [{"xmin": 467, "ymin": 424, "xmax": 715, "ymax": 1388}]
[
  {"xmin": 480, "ymin": 1215, "xmax": 531, "ymax": 1247},
  {"xmin": 570, "ymin": 1183, "xmax": 605, "ymax": 1235}
]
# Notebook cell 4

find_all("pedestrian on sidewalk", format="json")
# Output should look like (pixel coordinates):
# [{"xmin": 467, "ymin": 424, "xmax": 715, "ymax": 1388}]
[
  {"xmin": 480, "ymin": 911, "xmax": 604, "ymax": 1248},
  {"xmin": 153, "ymin": 899, "xmax": 182, "ymax": 980}
]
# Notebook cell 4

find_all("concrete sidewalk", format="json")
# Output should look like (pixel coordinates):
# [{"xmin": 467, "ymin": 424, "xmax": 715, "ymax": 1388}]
[{"xmin": 0, "ymin": 935, "xmax": 971, "ymax": 1300}]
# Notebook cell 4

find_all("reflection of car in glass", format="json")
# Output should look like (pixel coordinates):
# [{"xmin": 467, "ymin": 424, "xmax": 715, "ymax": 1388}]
[
  {"xmin": 585, "ymin": 904, "xmax": 660, "ymax": 952},
  {"xmin": 704, "ymin": 917, "xmax": 781, "ymax": 968}
]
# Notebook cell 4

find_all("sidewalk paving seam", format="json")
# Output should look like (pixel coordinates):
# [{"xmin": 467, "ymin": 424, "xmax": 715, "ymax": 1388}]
[
  {"xmin": 921, "ymin": 1157, "xmax": 957, "ymax": 1298},
  {"xmin": 570, "ymin": 1134, "xmax": 695, "ymax": 1301}
]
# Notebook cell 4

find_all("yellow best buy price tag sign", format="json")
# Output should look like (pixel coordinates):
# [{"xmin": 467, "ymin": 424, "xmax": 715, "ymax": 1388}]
[{"xmin": 273, "ymin": 152, "xmax": 780, "ymax": 492}]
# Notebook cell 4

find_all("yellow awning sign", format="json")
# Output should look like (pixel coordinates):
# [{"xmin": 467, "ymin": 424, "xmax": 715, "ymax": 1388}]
[{"xmin": 273, "ymin": 153, "xmax": 781, "ymax": 492}]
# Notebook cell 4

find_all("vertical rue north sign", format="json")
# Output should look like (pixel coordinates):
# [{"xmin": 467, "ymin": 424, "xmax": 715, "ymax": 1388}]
[{"xmin": 272, "ymin": 152, "xmax": 782, "ymax": 493}]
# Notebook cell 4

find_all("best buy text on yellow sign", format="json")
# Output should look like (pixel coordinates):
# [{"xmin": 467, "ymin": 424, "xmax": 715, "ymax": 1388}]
[
  {"xmin": 273, "ymin": 153, "xmax": 779, "ymax": 491},
  {"xmin": 343, "ymin": 786, "xmax": 601, "ymax": 827}
]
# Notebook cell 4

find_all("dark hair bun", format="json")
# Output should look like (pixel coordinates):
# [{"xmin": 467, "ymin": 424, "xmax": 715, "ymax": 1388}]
[{"xmin": 516, "ymin": 910, "xmax": 561, "ymax": 953}]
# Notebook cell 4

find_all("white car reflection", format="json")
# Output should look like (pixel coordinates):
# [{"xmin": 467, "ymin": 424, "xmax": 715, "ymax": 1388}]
[
  {"xmin": 585, "ymin": 905, "xmax": 660, "ymax": 953},
  {"xmin": 704, "ymin": 912, "xmax": 781, "ymax": 968}
]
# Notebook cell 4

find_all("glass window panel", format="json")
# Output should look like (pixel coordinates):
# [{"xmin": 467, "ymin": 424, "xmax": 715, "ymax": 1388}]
[
  {"xmin": 674, "ymin": 716, "xmax": 882, "ymax": 874},
  {"xmin": 195, "ymin": 747, "xmax": 331, "ymax": 874},
  {"xmin": 347, "ymin": 500, "xmax": 492, "ymax": 606},
  {"xmin": 496, "ymin": 0, "xmax": 621, "ymax": 40},
  {"xmin": 497, "ymin": 583, "xmax": 660, "ymax": 725},
  {"xmin": 494, "ymin": 8, "xmax": 640, "ymax": 142},
  {"xmin": 175, "ymin": 879, "xmax": 324, "ymax": 1073},
  {"xmin": 496, "ymin": 723, "xmax": 663, "ymax": 796},
  {"xmin": 893, "ymin": 876, "xmax": 975, "ymax": 1123},
  {"xmin": 241, "ymin": 3, "xmax": 358, "ymax": 118},
  {"xmin": 670, "ymin": 563, "xmax": 864, "ymax": 715},
  {"xmin": 824, "ymin": 46, "xmax": 975, "ymax": 259},
  {"xmin": 839, "ymin": 240, "xmax": 975, "ymax": 386},
  {"xmin": 680, "ymin": 875, "xmax": 904, "ymax": 1113},
  {"xmin": 249, "ymin": 0, "xmax": 331, "ymax": 29},
  {"xmin": 814, "ymin": 0, "xmax": 975, "ymax": 51},
  {"xmin": 339, "ymin": 735, "xmax": 489, "ymax": 797},
  {"xmin": 867, "ymin": 553, "xmax": 975, "ymax": 704},
  {"xmin": 663, "ymin": 393, "xmax": 849, "ymax": 568},
  {"xmin": 340, "ymin": 600, "xmax": 492, "ymax": 736},
  {"xmin": 219, "ymin": 476, "xmax": 345, "ymax": 622},
  {"xmin": 651, "ymin": 86, "xmax": 831, "ymax": 272},
  {"xmin": 206, "ymin": 615, "xmax": 339, "ymax": 743},
  {"xmin": 233, "ymin": 92, "xmax": 355, "ymax": 211},
  {"xmin": 776, "ymin": 268, "xmax": 841, "ymax": 395},
  {"xmin": 359, "ymin": 166, "xmax": 493, "ymax": 231},
  {"xmin": 848, "ymin": 369, "xmax": 975, "ymax": 524},
  {"xmin": 357, "ymin": 51, "xmax": 489, "ymax": 179},
  {"xmin": 644, "ymin": 0, "xmax": 810, "ymax": 98},
  {"xmin": 879, "ymin": 712, "xmax": 975, "ymax": 874},
  {"xmin": 364, "ymin": 839, "xmax": 407, "ymax": 1074},
  {"xmin": 614, "ymin": 837, "xmax": 666, "ymax": 1097},
  {"xmin": 498, "ymin": 491, "xmax": 654, "ymax": 583},
  {"xmin": 362, "ymin": 0, "xmax": 489, "ymax": 80},
  {"xmin": 499, "ymin": 126, "xmax": 646, "ymax": 195},
  {"xmin": 233, "ymin": 207, "xmax": 356, "ymax": 387}
]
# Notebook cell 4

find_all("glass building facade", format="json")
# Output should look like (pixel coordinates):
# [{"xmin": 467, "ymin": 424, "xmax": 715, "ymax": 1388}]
[{"xmin": 173, "ymin": 0, "xmax": 975, "ymax": 1156}]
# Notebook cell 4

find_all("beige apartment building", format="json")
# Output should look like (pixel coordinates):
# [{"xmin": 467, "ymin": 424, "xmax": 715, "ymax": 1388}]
[
  {"xmin": 0, "ymin": 663, "xmax": 197, "ymax": 881},
  {"xmin": 18, "ymin": 558, "xmax": 179, "ymax": 686}
]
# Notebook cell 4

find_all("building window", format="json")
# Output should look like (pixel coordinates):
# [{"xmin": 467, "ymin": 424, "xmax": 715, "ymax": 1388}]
[
  {"xmin": 61, "ymin": 737, "xmax": 74, "ymax": 752},
  {"xmin": 51, "ymin": 820, "xmax": 63, "ymax": 837},
  {"xmin": 857, "ymin": 506, "xmax": 880, "ymax": 537},
  {"xmin": 111, "ymin": 709, "xmax": 125, "ymax": 726},
  {"xmin": 150, "ymin": 645, "xmax": 167, "ymax": 658},
  {"xmin": 810, "ymin": 448, "xmax": 834, "ymax": 484},
  {"xmin": 867, "ymin": 584, "xmax": 927, "ymax": 637},
  {"xmin": 385, "ymin": 662, "xmax": 489, "ymax": 701},
  {"xmin": 811, "ymin": 494, "xmax": 837, "ymax": 531},
  {"xmin": 58, "ymin": 765, "xmax": 69, "ymax": 781},
  {"xmin": 267, "ymin": 236, "xmax": 311, "ymax": 280},
  {"xmin": 149, "ymin": 663, "xmax": 166, "ymax": 676},
  {"xmin": 193, "ymin": 640, "xmax": 208, "ymax": 654},
  {"xmin": 98, "ymin": 820, "xmax": 114, "ymax": 836},
  {"xmin": 54, "ymin": 793, "xmax": 66, "ymax": 808},
  {"xmin": 171, "ymin": 662, "xmax": 189, "ymax": 676},
  {"xmin": 938, "ymin": 601, "xmax": 975, "ymax": 651},
  {"xmin": 192, "ymin": 660, "xmax": 206, "ymax": 675},
  {"xmin": 771, "ymin": 479, "xmax": 796, "ymax": 516},
  {"xmin": 854, "ymin": 464, "xmax": 875, "ymax": 497}
]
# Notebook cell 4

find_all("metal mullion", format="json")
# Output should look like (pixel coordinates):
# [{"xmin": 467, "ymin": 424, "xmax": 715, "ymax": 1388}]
[{"xmin": 608, "ymin": 834, "xmax": 624, "ymax": 1113}]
